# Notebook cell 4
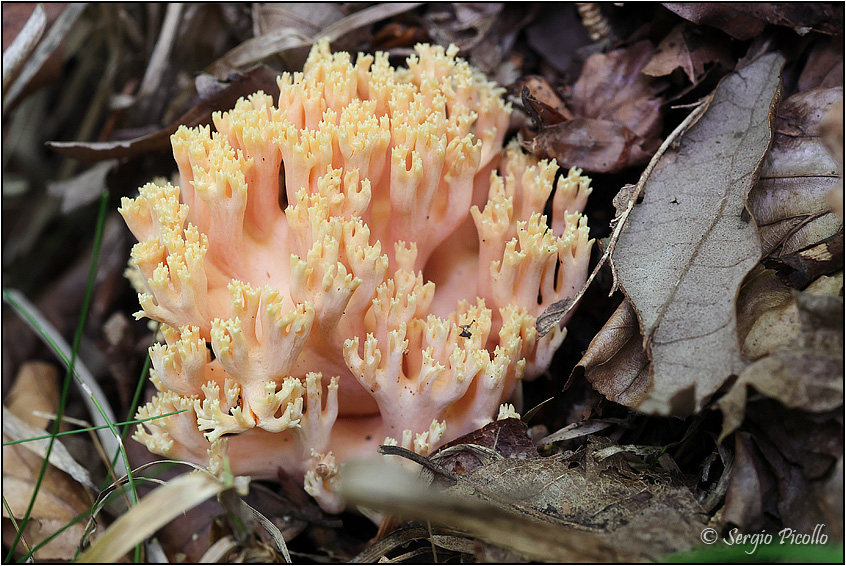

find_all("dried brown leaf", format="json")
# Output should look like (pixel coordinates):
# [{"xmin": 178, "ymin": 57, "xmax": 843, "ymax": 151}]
[
  {"xmin": 524, "ymin": 4, "xmax": 592, "ymax": 76},
  {"xmin": 641, "ymin": 23, "xmax": 733, "ymax": 84},
  {"xmin": 766, "ymin": 232, "xmax": 844, "ymax": 288},
  {"xmin": 736, "ymin": 267, "xmax": 801, "ymax": 361},
  {"xmin": 1, "ymin": 3, "xmax": 46, "ymax": 90},
  {"xmin": 522, "ymin": 40, "xmax": 664, "ymax": 172},
  {"xmin": 46, "ymin": 66, "xmax": 281, "ymax": 162},
  {"xmin": 574, "ymin": 299, "xmax": 651, "ymax": 407},
  {"xmin": 518, "ymin": 75, "xmax": 572, "ymax": 125},
  {"xmin": 341, "ymin": 457, "xmax": 629, "ymax": 562},
  {"xmin": 78, "ymin": 472, "xmax": 225, "ymax": 563},
  {"xmin": 751, "ymin": 87, "xmax": 844, "ymax": 257},
  {"xmin": 798, "ymin": 38, "xmax": 845, "ymax": 92},
  {"xmin": 253, "ymin": 3, "xmax": 347, "ymax": 37},
  {"xmin": 610, "ymin": 52, "xmax": 784, "ymax": 416},
  {"xmin": 2, "ymin": 3, "xmax": 87, "ymax": 114},
  {"xmin": 207, "ymin": 3, "xmax": 422, "ymax": 77},
  {"xmin": 443, "ymin": 439, "xmax": 708, "ymax": 562},
  {"xmin": 663, "ymin": 3, "xmax": 844, "ymax": 41},
  {"xmin": 343, "ymin": 435, "xmax": 707, "ymax": 562},
  {"xmin": 724, "ymin": 417, "xmax": 836, "ymax": 536},
  {"xmin": 2, "ymin": 362, "xmax": 93, "ymax": 560},
  {"xmin": 570, "ymin": 40, "xmax": 664, "ymax": 141},
  {"xmin": 718, "ymin": 277, "xmax": 844, "ymax": 441},
  {"xmin": 722, "ymin": 431, "xmax": 779, "ymax": 531},
  {"xmin": 430, "ymin": 418, "xmax": 540, "ymax": 480}
]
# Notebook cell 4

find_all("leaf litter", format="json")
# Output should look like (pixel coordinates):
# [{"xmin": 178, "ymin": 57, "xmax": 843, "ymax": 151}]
[{"xmin": 609, "ymin": 52, "xmax": 785, "ymax": 416}]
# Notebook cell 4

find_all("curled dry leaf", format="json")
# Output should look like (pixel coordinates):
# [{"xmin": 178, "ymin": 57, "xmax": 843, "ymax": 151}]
[
  {"xmin": 2, "ymin": 362, "xmax": 93, "ymax": 561},
  {"xmin": 766, "ymin": 232, "xmax": 844, "ymax": 289},
  {"xmin": 517, "ymin": 75, "xmax": 572, "ymax": 125},
  {"xmin": 429, "ymin": 418, "xmax": 540, "ymax": 481},
  {"xmin": 736, "ymin": 267, "xmax": 802, "ymax": 361},
  {"xmin": 46, "ymin": 160, "xmax": 117, "ymax": 214},
  {"xmin": 797, "ymin": 37, "xmax": 845, "ymax": 92},
  {"xmin": 724, "ymin": 411, "xmax": 839, "ymax": 537},
  {"xmin": 750, "ymin": 86, "xmax": 844, "ymax": 257},
  {"xmin": 521, "ymin": 40, "xmax": 664, "ymax": 173},
  {"xmin": 46, "ymin": 66, "xmax": 281, "ymax": 162},
  {"xmin": 610, "ymin": 52, "xmax": 784, "ymax": 416},
  {"xmin": 718, "ymin": 273, "xmax": 844, "ymax": 442},
  {"xmin": 663, "ymin": 3, "xmax": 845, "ymax": 41},
  {"xmin": 641, "ymin": 23, "xmax": 733, "ymax": 84},
  {"xmin": 572, "ymin": 299, "xmax": 650, "ymax": 407},
  {"xmin": 78, "ymin": 472, "xmax": 226, "ymax": 563}
]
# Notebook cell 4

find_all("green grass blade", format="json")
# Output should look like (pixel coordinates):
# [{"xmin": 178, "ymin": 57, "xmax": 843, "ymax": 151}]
[
  {"xmin": 2, "ymin": 190, "xmax": 140, "ymax": 562},
  {"xmin": 2, "ymin": 410, "xmax": 187, "ymax": 447}
]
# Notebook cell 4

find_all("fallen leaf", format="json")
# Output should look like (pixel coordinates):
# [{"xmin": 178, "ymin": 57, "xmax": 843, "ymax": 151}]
[
  {"xmin": 46, "ymin": 160, "xmax": 117, "ymax": 214},
  {"xmin": 718, "ymin": 279, "xmax": 844, "ymax": 441},
  {"xmin": 521, "ymin": 40, "xmax": 665, "ymax": 173},
  {"xmin": 797, "ymin": 37, "xmax": 845, "ymax": 92},
  {"xmin": 722, "ymin": 431, "xmax": 781, "ymax": 532},
  {"xmin": 745, "ymin": 404, "xmax": 843, "ymax": 535},
  {"xmin": 610, "ymin": 52, "xmax": 784, "ymax": 416},
  {"xmin": 2, "ymin": 3, "xmax": 85, "ymax": 114},
  {"xmin": 206, "ymin": 3, "xmax": 423, "ymax": 77},
  {"xmin": 342, "ymin": 456, "xmax": 629, "ymax": 562},
  {"xmin": 641, "ymin": 23, "xmax": 733, "ymax": 84},
  {"xmin": 572, "ymin": 299, "xmax": 651, "ymax": 407},
  {"xmin": 3, "ymin": 409, "xmax": 96, "ymax": 490},
  {"xmin": 344, "ymin": 434, "xmax": 708, "ymax": 562},
  {"xmin": 751, "ymin": 87, "xmax": 844, "ymax": 257},
  {"xmin": 518, "ymin": 75, "xmax": 572, "ymax": 125},
  {"xmin": 2, "ymin": 4, "xmax": 46, "ymax": 90},
  {"xmin": 736, "ymin": 267, "xmax": 801, "ymax": 361},
  {"xmin": 430, "ymin": 418, "xmax": 540, "ymax": 480},
  {"xmin": 765, "ymin": 232, "xmax": 844, "ymax": 288},
  {"xmin": 46, "ymin": 66, "xmax": 281, "ymax": 162},
  {"xmin": 663, "ymin": 3, "xmax": 844, "ymax": 41},
  {"xmin": 78, "ymin": 472, "xmax": 225, "ymax": 563},
  {"xmin": 2, "ymin": 362, "xmax": 94, "ymax": 561},
  {"xmin": 724, "ymin": 415, "xmax": 833, "ymax": 535}
]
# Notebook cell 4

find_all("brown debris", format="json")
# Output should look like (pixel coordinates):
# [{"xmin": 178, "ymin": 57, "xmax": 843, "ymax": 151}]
[{"xmin": 520, "ymin": 40, "xmax": 665, "ymax": 172}]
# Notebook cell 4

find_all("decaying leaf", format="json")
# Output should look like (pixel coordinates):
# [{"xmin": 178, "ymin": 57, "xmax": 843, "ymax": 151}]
[
  {"xmin": 207, "ymin": 3, "xmax": 423, "ymax": 77},
  {"xmin": 343, "ymin": 436, "xmax": 707, "ymax": 562},
  {"xmin": 2, "ymin": 4, "xmax": 46, "ymax": 90},
  {"xmin": 46, "ymin": 160, "xmax": 117, "ymax": 214},
  {"xmin": 517, "ymin": 75, "xmax": 572, "ymax": 125},
  {"xmin": 723, "ymin": 415, "xmax": 838, "ymax": 536},
  {"xmin": 750, "ymin": 86, "xmax": 844, "ymax": 257},
  {"xmin": 642, "ymin": 23, "xmax": 733, "ymax": 84},
  {"xmin": 78, "ymin": 472, "xmax": 227, "ymax": 563},
  {"xmin": 766, "ymin": 232, "xmax": 844, "ymax": 289},
  {"xmin": 46, "ymin": 66, "xmax": 281, "ymax": 162},
  {"xmin": 521, "ymin": 40, "xmax": 664, "ymax": 173},
  {"xmin": 572, "ymin": 299, "xmax": 651, "ymax": 407},
  {"xmin": 609, "ymin": 52, "xmax": 784, "ymax": 416},
  {"xmin": 736, "ymin": 267, "xmax": 802, "ymax": 361},
  {"xmin": 663, "ymin": 3, "xmax": 845, "ymax": 41},
  {"xmin": 2, "ymin": 362, "xmax": 94, "ymax": 560},
  {"xmin": 798, "ymin": 37, "xmax": 845, "ymax": 93},
  {"xmin": 718, "ymin": 274, "xmax": 844, "ymax": 441}
]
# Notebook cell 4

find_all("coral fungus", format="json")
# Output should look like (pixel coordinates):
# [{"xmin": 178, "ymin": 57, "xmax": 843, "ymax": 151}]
[{"xmin": 121, "ymin": 40, "xmax": 593, "ymax": 512}]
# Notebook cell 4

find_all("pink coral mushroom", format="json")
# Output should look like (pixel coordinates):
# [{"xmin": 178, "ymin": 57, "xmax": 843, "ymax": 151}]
[{"xmin": 121, "ymin": 40, "xmax": 593, "ymax": 512}]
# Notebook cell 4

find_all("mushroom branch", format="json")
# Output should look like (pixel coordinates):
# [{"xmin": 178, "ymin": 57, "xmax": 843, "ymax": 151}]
[{"xmin": 121, "ymin": 40, "xmax": 594, "ymax": 512}]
